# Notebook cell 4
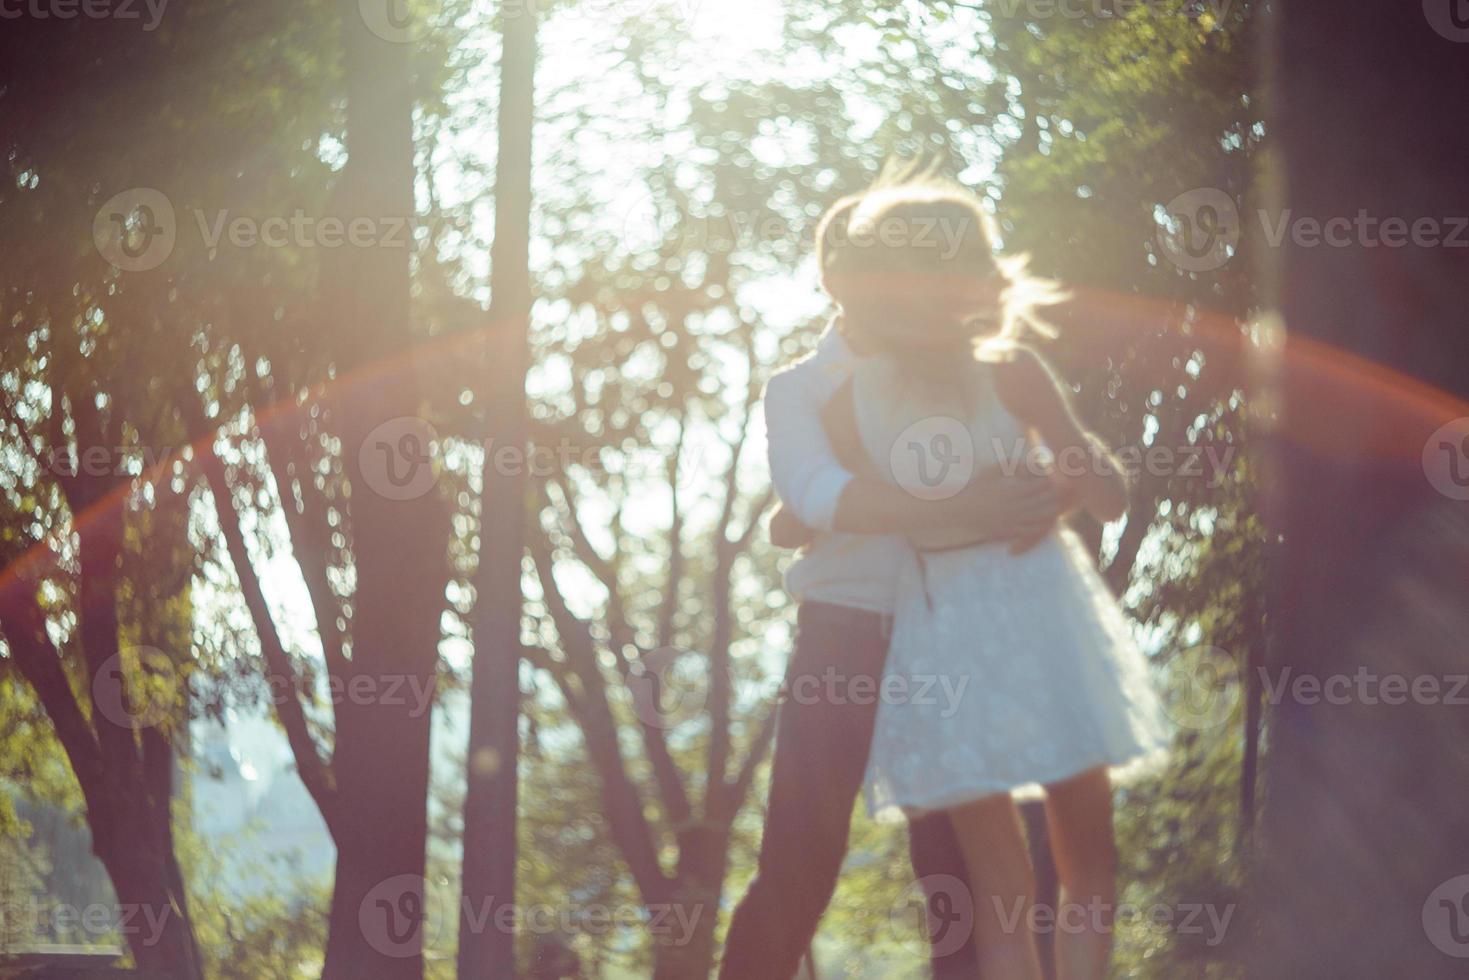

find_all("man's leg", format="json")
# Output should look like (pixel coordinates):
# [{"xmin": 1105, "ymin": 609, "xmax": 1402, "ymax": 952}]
[
  {"xmin": 908, "ymin": 812, "xmax": 981, "ymax": 978},
  {"xmin": 718, "ymin": 603, "xmax": 889, "ymax": 980}
]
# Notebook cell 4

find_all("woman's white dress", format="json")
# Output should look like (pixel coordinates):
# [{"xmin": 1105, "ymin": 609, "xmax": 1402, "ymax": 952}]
[{"xmin": 855, "ymin": 357, "xmax": 1169, "ymax": 821}]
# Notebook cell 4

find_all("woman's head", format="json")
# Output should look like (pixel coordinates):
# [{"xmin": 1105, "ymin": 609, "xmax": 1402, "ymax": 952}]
[{"xmin": 817, "ymin": 161, "xmax": 1058, "ymax": 368}]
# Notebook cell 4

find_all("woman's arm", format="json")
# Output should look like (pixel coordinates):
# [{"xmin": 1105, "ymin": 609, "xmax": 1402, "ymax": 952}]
[
  {"xmin": 768, "ymin": 502, "xmax": 815, "ymax": 548},
  {"xmin": 764, "ymin": 355, "xmax": 1065, "ymax": 545},
  {"xmin": 819, "ymin": 369, "xmax": 1066, "ymax": 538},
  {"xmin": 769, "ymin": 467, "xmax": 1065, "ymax": 547},
  {"xmin": 831, "ymin": 466, "xmax": 1065, "ymax": 536},
  {"xmin": 994, "ymin": 347, "xmax": 1129, "ymax": 523}
]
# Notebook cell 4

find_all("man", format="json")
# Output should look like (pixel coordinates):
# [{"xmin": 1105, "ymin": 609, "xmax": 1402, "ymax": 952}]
[{"xmin": 718, "ymin": 319, "xmax": 1065, "ymax": 979}]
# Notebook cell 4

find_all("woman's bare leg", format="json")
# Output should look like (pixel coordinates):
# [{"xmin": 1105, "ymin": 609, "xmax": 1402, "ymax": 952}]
[
  {"xmin": 947, "ymin": 793, "xmax": 1045, "ymax": 980},
  {"xmin": 1043, "ymin": 767, "xmax": 1117, "ymax": 980}
]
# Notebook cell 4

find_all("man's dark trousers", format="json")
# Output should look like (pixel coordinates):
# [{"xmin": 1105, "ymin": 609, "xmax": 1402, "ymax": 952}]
[{"xmin": 719, "ymin": 601, "xmax": 979, "ymax": 979}]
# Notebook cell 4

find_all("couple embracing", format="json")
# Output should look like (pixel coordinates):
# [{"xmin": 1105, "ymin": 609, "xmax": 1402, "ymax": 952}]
[{"xmin": 719, "ymin": 166, "xmax": 1169, "ymax": 980}]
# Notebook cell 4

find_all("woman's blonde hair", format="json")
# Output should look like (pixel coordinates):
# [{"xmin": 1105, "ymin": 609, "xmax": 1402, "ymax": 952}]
[{"xmin": 816, "ymin": 159, "xmax": 1063, "ymax": 353}]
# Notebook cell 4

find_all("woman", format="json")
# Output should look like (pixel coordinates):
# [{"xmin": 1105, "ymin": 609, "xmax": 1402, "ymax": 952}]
[{"xmin": 807, "ymin": 166, "xmax": 1169, "ymax": 980}]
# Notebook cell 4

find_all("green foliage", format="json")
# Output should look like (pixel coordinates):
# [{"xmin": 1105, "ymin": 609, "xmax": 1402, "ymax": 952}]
[{"xmin": 174, "ymin": 813, "xmax": 331, "ymax": 980}]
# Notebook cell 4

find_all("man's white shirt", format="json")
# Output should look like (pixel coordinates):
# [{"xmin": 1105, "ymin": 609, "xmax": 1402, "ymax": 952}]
[{"xmin": 764, "ymin": 325, "xmax": 906, "ymax": 614}]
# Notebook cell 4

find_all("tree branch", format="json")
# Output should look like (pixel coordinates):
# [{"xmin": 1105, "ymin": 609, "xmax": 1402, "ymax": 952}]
[
  {"xmin": 658, "ymin": 417, "xmax": 686, "ymax": 650},
  {"xmin": 259, "ymin": 412, "xmax": 350, "ymax": 676},
  {"xmin": 0, "ymin": 582, "xmax": 105, "ymax": 800},
  {"xmin": 541, "ymin": 479, "xmax": 694, "ymax": 827},
  {"xmin": 195, "ymin": 428, "xmax": 341, "ymax": 837},
  {"xmin": 528, "ymin": 528, "xmax": 672, "ymax": 904},
  {"xmin": 705, "ymin": 376, "xmax": 760, "ymax": 809},
  {"xmin": 724, "ymin": 700, "xmax": 779, "ymax": 822}
]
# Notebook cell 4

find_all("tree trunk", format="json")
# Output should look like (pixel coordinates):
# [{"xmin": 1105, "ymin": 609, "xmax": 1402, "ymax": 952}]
[
  {"xmin": 3, "ymin": 467, "xmax": 204, "ymax": 975},
  {"xmin": 1256, "ymin": 4, "xmax": 1469, "ymax": 977},
  {"xmin": 98, "ymin": 816, "xmax": 202, "ymax": 979},
  {"xmin": 650, "ymin": 827, "xmax": 728, "ymax": 980},
  {"xmin": 319, "ymin": 1, "xmax": 451, "ymax": 976},
  {"xmin": 457, "ymin": 5, "xmax": 537, "ymax": 979},
  {"xmin": 84, "ymin": 719, "xmax": 201, "ymax": 978}
]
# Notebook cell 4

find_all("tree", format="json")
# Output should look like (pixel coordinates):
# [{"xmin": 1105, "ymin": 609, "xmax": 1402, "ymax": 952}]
[
  {"xmin": 305, "ymin": 1, "xmax": 456, "ymax": 976},
  {"xmin": 1, "ymin": 1, "xmax": 468, "ymax": 975},
  {"xmin": 0, "ymin": 320, "xmax": 204, "ymax": 977},
  {"xmin": 458, "ymin": 0, "xmax": 538, "ymax": 975},
  {"xmin": 0, "ymin": 9, "xmax": 303, "ymax": 972},
  {"xmin": 1255, "ymin": 4, "xmax": 1469, "ymax": 977},
  {"xmin": 478, "ymin": 14, "xmax": 905, "ymax": 970}
]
